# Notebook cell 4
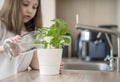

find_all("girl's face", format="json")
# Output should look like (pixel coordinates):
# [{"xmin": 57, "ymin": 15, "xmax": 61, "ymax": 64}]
[{"xmin": 22, "ymin": 0, "xmax": 39, "ymax": 23}]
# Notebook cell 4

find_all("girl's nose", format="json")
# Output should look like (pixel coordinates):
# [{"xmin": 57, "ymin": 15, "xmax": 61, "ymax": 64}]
[{"xmin": 27, "ymin": 7, "xmax": 33, "ymax": 13}]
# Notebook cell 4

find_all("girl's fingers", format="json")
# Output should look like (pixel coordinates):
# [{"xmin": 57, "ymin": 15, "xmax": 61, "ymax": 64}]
[
  {"xmin": 60, "ymin": 65, "xmax": 64, "ymax": 70},
  {"xmin": 59, "ymin": 61, "xmax": 64, "ymax": 74},
  {"xmin": 4, "ymin": 38, "xmax": 13, "ymax": 43},
  {"xmin": 12, "ymin": 35, "xmax": 21, "ymax": 43},
  {"xmin": 4, "ymin": 35, "xmax": 21, "ymax": 44},
  {"xmin": 15, "ymin": 35, "xmax": 21, "ymax": 40}
]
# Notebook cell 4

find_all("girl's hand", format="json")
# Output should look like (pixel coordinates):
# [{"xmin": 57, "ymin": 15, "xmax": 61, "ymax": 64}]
[
  {"xmin": 4, "ymin": 35, "xmax": 21, "ymax": 44},
  {"xmin": 59, "ymin": 61, "xmax": 64, "ymax": 74},
  {"xmin": 4, "ymin": 35, "xmax": 21, "ymax": 57}
]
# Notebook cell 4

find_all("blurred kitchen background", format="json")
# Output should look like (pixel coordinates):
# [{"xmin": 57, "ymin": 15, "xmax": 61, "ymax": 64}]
[{"xmin": 56, "ymin": 0, "xmax": 120, "ymax": 60}]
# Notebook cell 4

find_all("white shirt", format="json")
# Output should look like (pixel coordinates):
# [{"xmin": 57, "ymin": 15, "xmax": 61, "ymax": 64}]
[{"xmin": 0, "ymin": 21, "xmax": 34, "ymax": 79}]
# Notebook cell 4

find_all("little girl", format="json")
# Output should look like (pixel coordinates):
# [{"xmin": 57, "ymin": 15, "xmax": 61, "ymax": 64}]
[{"xmin": 0, "ymin": 0, "xmax": 63, "ymax": 79}]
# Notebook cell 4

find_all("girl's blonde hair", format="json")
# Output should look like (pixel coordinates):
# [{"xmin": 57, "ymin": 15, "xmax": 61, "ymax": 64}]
[{"xmin": 0, "ymin": 0, "xmax": 42, "ymax": 35}]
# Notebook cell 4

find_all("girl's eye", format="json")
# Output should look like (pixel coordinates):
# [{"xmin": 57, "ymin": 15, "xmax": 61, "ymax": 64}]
[
  {"xmin": 33, "ymin": 5, "xmax": 38, "ymax": 9},
  {"xmin": 33, "ymin": 6, "xmax": 37, "ymax": 9},
  {"xmin": 23, "ymin": 3, "xmax": 29, "ymax": 7}
]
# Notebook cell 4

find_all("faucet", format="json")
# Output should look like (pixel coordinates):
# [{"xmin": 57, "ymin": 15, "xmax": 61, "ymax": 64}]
[
  {"xmin": 104, "ymin": 33, "xmax": 114, "ymax": 71},
  {"xmin": 76, "ymin": 24, "xmax": 120, "ymax": 72}
]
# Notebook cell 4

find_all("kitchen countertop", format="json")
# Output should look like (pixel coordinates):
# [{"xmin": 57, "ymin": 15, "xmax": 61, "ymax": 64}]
[{"xmin": 1, "ymin": 70, "xmax": 120, "ymax": 82}]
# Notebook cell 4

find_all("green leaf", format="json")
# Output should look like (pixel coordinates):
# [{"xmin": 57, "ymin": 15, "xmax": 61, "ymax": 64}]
[
  {"xmin": 42, "ymin": 40, "xmax": 48, "ymax": 48},
  {"xmin": 51, "ymin": 18, "xmax": 67, "ymax": 28}
]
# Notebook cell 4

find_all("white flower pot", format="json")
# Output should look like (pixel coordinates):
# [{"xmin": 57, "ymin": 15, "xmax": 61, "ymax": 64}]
[{"xmin": 37, "ymin": 48, "xmax": 63, "ymax": 75}]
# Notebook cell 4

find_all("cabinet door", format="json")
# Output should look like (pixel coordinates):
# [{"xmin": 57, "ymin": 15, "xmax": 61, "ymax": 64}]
[
  {"xmin": 0, "ymin": 0, "xmax": 4, "ymax": 10},
  {"xmin": 41, "ymin": 0, "xmax": 56, "ymax": 27}
]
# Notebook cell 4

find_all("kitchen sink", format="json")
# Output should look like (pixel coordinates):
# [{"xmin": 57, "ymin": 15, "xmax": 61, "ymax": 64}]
[{"xmin": 64, "ymin": 62, "xmax": 111, "ymax": 71}]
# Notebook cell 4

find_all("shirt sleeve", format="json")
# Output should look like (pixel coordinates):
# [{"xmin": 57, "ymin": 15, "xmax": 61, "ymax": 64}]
[
  {"xmin": 17, "ymin": 51, "xmax": 34, "ymax": 72},
  {"xmin": 0, "ymin": 21, "xmax": 6, "ymax": 45},
  {"xmin": 0, "ymin": 21, "xmax": 2, "ymax": 40}
]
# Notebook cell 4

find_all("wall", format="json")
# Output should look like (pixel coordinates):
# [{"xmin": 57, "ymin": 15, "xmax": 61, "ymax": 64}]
[
  {"xmin": 117, "ymin": 0, "xmax": 120, "ymax": 30},
  {"xmin": 117, "ymin": 0, "xmax": 120, "ymax": 57},
  {"xmin": 56, "ymin": 0, "xmax": 117, "ymax": 57}
]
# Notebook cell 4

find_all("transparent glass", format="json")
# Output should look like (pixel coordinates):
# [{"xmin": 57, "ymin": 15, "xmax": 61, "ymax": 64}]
[{"xmin": 4, "ymin": 31, "xmax": 42, "ymax": 58}]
